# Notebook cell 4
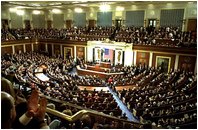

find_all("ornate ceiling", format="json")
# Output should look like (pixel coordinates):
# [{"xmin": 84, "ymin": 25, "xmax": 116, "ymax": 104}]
[{"xmin": 2, "ymin": 1, "xmax": 193, "ymax": 9}]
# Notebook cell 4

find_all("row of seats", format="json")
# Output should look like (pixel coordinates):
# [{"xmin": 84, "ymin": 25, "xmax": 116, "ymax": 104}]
[
  {"xmin": 2, "ymin": 52, "xmax": 124, "ymax": 118},
  {"xmin": 2, "ymin": 52, "xmax": 141, "ymax": 129},
  {"xmin": 2, "ymin": 52, "xmax": 197, "ymax": 128},
  {"xmin": 116, "ymin": 68, "xmax": 197, "ymax": 128}
]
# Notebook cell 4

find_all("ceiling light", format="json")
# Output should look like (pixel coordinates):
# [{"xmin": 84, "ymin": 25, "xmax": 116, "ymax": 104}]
[
  {"xmin": 16, "ymin": 10, "xmax": 24, "ymax": 15},
  {"xmin": 9, "ymin": 2, "xmax": 26, "ymax": 5},
  {"xmin": 74, "ymin": 8, "xmax": 83, "ymax": 13},
  {"xmin": 72, "ymin": 1, "xmax": 79, "ymax": 4},
  {"xmin": 33, "ymin": 10, "xmax": 41, "ymax": 15},
  {"xmin": 116, "ymin": 6, "xmax": 124, "ymax": 11},
  {"xmin": 49, "ymin": 3, "xmax": 62, "ymax": 6},
  {"xmin": 52, "ymin": 9, "xmax": 62, "ymax": 14},
  {"xmin": 9, "ymin": 8, "xmax": 17, "ymax": 12},
  {"xmin": 131, "ymin": 5, "xmax": 137, "ymax": 9},
  {"xmin": 81, "ymin": 0, "xmax": 88, "ymax": 2},
  {"xmin": 148, "ymin": 4, "xmax": 154, "ymax": 9},
  {"xmin": 8, "ymin": 2, "xmax": 18, "ymax": 4},
  {"xmin": 79, "ymin": 4, "xmax": 87, "ymax": 7},
  {"xmin": 16, "ymin": 6, "xmax": 25, "ymax": 9},
  {"xmin": 167, "ymin": 3, "xmax": 172, "ymax": 6},
  {"xmin": 31, "ymin": 4, "xmax": 41, "ymax": 7},
  {"xmin": 100, "ymin": 3, "xmax": 110, "ymax": 12},
  {"xmin": 67, "ymin": 9, "xmax": 72, "ymax": 13}
]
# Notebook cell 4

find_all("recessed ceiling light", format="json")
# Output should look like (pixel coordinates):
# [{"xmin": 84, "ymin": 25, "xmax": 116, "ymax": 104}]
[
  {"xmin": 72, "ymin": 1, "xmax": 79, "ymax": 4},
  {"xmin": 116, "ymin": 6, "xmax": 124, "ymax": 11},
  {"xmin": 9, "ymin": 2, "xmax": 26, "ymax": 5},
  {"xmin": 9, "ymin": 8, "xmax": 17, "ymax": 12},
  {"xmin": 100, "ymin": 3, "xmax": 110, "ymax": 12},
  {"xmin": 16, "ymin": 10, "xmax": 24, "ymax": 15},
  {"xmin": 16, "ymin": 6, "xmax": 25, "ymax": 9},
  {"xmin": 52, "ymin": 9, "xmax": 62, "ymax": 14},
  {"xmin": 75, "ymin": 8, "xmax": 83, "ymax": 13},
  {"xmin": 167, "ymin": 3, "xmax": 172, "ymax": 6},
  {"xmin": 31, "ymin": 3, "xmax": 41, "ymax": 7},
  {"xmin": 79, "ymin": 4, "xmax": 87, "ymax": 7},
  {"xmin": 49, "ymin": 3, "xmax": 62, "ymax": 6},
  {"xmin": 33, "ymin": 10, "xmax": 41, "ymax": 15},
  {"xmin": 81, "ymin": 0, "xmax": 88, "ymax": 2},
  {"xmin": 131, "ymin": 5, "xmax": 137, "ymax": 9}
]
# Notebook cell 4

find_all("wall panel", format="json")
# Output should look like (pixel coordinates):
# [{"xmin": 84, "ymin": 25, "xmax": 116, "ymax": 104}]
[
  {"xmin": 39, "ymin": 43, "xmax": 46, "ymax": 52},
  {"xmin": 136, "ymin": 51, "xmax": 150, "ymax": 66},
  {"xmin": 47, "ymin": 44, "xmax": 52, "ymax": 56},
  {"xmin": 152, "ymin": 53, "xmax": 176, "ymax": 72},
  {"xmin": 53, "ymin": 14, "xmax": 64, "ymax": 29},
  {"xmin": 62, "ymin": 45, "xmax": 74, "ymax": 59},
  {"xmin": 10, "ymin": 13, "xmax": 23, "ymax": 28},
  {"xmin": 2, "ymin": 46, "xmax": 12, "ymax": 54},
  {"xmin": 76, "ymin": 46, "xmax": 85, "ymax": 59},
  {"xmin": 54, "ymin": 44, "xmax": 61, "ymax": 56},
  {"xmin": 14, "ymin": 45, "xmax": 24, "ymax": 53},
  {"xmin": 97, "ymin": 12, "xmax": 112, "ymax": 27},
  {"xmin": 33, "ymin": 44, "xmax": 39, "ymax": 52},
  {"xmin": 126, "ymin": 11, "xmax": 145, "ymax": 27},
  {"xmin": 160, "ymin": 9, "xmax": 184, "ymax": 28},
  {"xmin": 25, "ymin": 44, "xmax": 32, "ymax": 52},
  {"xmin": 73, "ymin": 13, "xmax": 86, "ymax": 27},
  {"xmin": 178, "ymin": 55, "xmax": 196, "ymax": 72},
  {"xmin": 32, "ymin": 14, "xmax": 45, "ymax": 28}
]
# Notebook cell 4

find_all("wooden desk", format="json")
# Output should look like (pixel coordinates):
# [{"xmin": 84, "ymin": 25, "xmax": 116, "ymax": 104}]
[
  {"xmin": 76, "ymin": 65, "xmax": 123, "ymax": 79},
  {"xmin": 100, "ymin": 62, "xmax": 111, "ymax": 68},
  {"xmin": 87, "ymin": 65, "xmax": 109, "ymax": 72}
]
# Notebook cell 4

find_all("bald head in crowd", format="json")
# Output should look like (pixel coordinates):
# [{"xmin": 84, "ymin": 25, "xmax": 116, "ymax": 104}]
[
  {"xmin": 1, "ymin": 77, "xmax": 16, "ymax": 99},
  {"xmin": 1, "ymin": 91, "xmax": 16, "ymax": 129}
]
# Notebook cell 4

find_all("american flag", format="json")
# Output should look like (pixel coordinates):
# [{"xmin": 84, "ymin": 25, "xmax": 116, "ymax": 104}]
[{"xmin": 104, "ymin": 48, "xmax": 113, "ymax": 62}]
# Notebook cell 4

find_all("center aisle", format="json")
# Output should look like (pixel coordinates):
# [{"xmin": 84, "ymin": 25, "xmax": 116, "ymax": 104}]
[
  {"xmin": 107, "ymin": 86, "xmax": 140, "ymax": 123},
  {"xmin": 72, "ymin": 67, "xmax": 139, "ymax": 123}
]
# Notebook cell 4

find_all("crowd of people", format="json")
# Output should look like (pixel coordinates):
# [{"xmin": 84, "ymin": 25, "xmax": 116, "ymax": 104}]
[
  {"xmin": 2, "ymin": 52, "xmax": 130, "ymax": 129},
  {"xmin": 117, "ymin": 69, "xmax": 197, "ymax": 129},
  {"xmin": 114, "ymin": 26, "xmax": 196, "ymax": 47},
  {"xmin": 1, "ymin": 28, "xmax": 16, "ymax": 41},
  {"xmin": 1, "ymin": 52, "xmax": 197, "ymax": 129},
  {"xmin": 2, "ymin": 26, "xmax": 197, "ymax": 48},
  {"xmin": 1, "ymin": 78, "xmax": 49, "ymax": 129}
]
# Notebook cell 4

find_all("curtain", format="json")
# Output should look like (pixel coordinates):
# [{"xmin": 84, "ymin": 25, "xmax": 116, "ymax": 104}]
[
  {"xmin": 97, "ymin": 12, "xmax": 112, "ymax": 27},
  {"xmin": 10, "ymin": 13, "xmax": 23, "ymax": 28},
  {"xmin": 73, "ymin": 13, "xmax": 86, "ymax": 27},
  {"xmin": 53, "ymin": 14, "xmax": 64, "ymax": 29},
  {"xmin": 32, "ymin": 14, "xmax": 45, "ymax": 28},
  {"xmin": 160, "ymin": 9, "xmax": 184, "ymax": 28},
  {"xmin": 126, "ymin": 11, "xmax": 145, "ymax": 27}
]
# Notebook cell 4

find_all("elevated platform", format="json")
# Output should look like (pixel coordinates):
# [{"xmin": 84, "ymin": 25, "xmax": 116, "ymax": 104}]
[{"xmin": 76, "ymin": 65, "xmax": 124, "ymax": 79}]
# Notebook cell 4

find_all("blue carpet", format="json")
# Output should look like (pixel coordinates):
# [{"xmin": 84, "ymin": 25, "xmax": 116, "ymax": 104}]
[{"xmin": 108, "ymin": 86, "xmax": 139, "ymax": 123}]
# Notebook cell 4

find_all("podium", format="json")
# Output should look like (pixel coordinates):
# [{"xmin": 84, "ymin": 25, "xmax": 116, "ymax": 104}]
[{"xmin": 100, "ymin": 62, "xmax": 111, "ymax": 68}]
